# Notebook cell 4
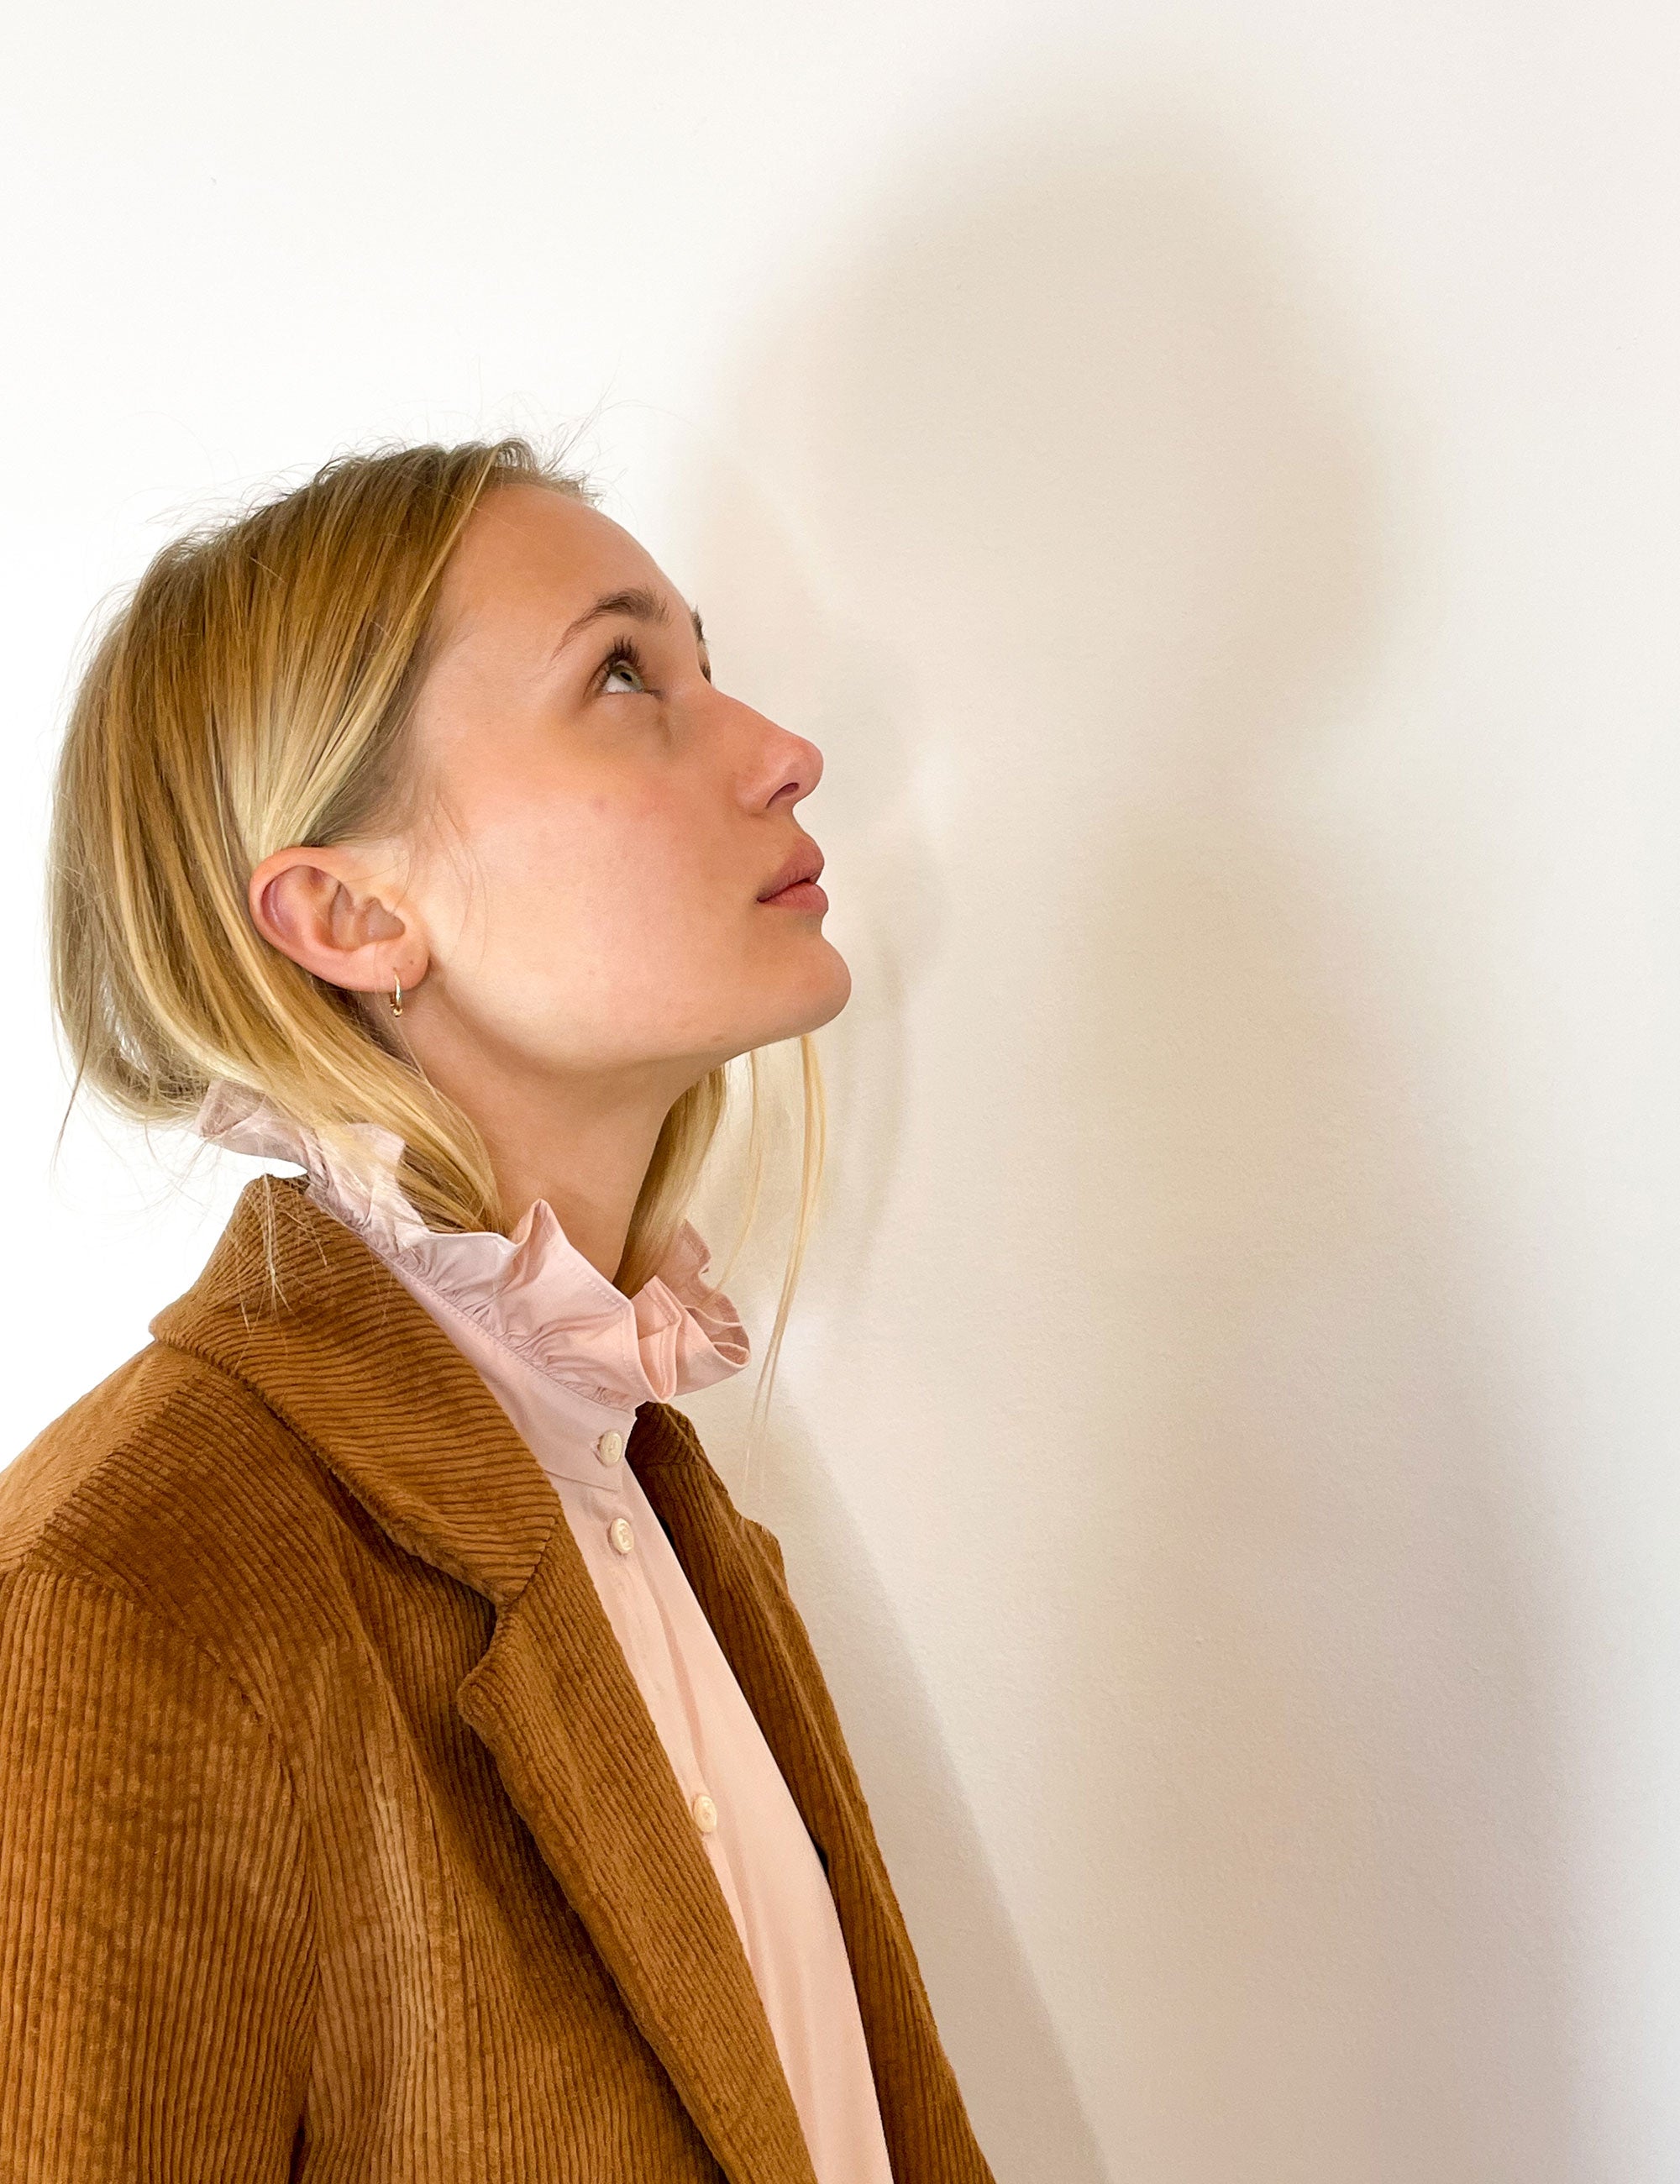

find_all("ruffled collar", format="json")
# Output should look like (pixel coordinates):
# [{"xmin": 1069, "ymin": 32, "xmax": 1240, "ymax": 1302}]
[{"xmin": 191, "ymin": 1078, "xmax": 750, "ymax": 1412}]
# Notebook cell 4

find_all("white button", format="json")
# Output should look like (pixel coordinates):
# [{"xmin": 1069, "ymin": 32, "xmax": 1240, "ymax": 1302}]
[
  {"xmin": 608, "ymin": 1516, "xmax": 634, "ymax": 1555},
  {"xmin": 596, "ymin": 1430, "xmax": 624, "ymax": 1466},
  {"xmin": 691, "ymin": 1792, "xmax": 718, "ymax": 1835}
]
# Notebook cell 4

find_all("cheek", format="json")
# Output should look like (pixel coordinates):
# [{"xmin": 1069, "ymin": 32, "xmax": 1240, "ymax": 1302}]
[{"xmin": 447, "ymin": 780, "xmax": 732, "ymax": 984}]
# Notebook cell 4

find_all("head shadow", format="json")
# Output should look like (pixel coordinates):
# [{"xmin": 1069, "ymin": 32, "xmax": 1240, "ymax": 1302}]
[{"xmin": 677, "ymin": 71, "xmax": 1582, "ymax": 2180}]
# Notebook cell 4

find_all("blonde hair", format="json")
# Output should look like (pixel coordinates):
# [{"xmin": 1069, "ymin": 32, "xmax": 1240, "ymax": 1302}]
[{"xmin": 45, "ymin": 435, "xmax": 823, "ymax": 1474}]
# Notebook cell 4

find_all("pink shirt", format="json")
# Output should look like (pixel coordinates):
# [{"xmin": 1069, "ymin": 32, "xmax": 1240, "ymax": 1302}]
[{"xmin": 192, "ymin": 1079, "xmax": 895, "ymax": 2184}]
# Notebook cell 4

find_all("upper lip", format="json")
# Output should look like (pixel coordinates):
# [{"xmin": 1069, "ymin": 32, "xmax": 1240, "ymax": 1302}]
[{"xmin": 757, "ymin": 838, "xmax": 826, "ymax": 901}]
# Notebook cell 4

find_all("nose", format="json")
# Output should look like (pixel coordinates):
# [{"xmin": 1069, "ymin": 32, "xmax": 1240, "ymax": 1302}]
[{"xmin": 733, "ymin": 695, "xmax": 823, "ymax": 810}]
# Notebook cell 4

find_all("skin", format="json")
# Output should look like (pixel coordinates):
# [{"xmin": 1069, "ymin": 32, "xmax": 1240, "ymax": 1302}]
[{"xmin": 247, "ymin": 481, "xmax": 851, "ymax": 1289}]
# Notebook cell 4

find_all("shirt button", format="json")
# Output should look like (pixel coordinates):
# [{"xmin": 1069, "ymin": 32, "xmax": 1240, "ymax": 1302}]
[
  {"xmin": 691, "ymin": 1792, "xmax": 718, "ymax": 1835},
  {"xmin": 596, "ymin": 1430, "xmax": 624, "ymax": 1466},
  {"xmin": 608, "ymin": 1516, "xmax": 634, "ymax": 1555}
]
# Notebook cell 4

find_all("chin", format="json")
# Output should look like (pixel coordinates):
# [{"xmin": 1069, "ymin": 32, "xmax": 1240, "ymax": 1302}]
[
  {"xmin": 802, "ymin": 953, "xmax": 853, "ymax": 1034},
  {"xmin": 757, "ymin": 941, "xmax": 853, "ymax": 1047}
]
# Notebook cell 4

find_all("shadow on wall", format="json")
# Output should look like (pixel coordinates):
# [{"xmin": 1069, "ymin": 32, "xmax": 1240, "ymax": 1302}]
[{"xmin": 680, "ymin": 71, "xmax": 1580, "ymax": 2184}]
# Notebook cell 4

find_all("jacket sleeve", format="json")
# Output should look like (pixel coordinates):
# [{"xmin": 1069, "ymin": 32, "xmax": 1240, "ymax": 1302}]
[{"xmin": 0, "ymin": 1563, "xmax": 315, "ymax": 2179}]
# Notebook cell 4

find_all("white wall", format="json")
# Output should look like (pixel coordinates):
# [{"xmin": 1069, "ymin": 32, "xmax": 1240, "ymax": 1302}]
[{"xmin": 5, "ymin": 6, "xmax": 1677, "ymax": 2177}]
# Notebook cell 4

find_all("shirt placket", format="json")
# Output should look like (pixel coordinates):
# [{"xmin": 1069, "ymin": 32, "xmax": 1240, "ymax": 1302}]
[{"xmin": 558, "ymin": 1427, "xmax": 727, "ymax": 1860}]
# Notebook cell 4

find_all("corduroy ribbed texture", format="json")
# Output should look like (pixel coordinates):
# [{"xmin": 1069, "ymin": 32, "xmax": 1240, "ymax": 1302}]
[{"xmin": 0, "ymin": 1174, "xmax": 996, "ymax": 2183}]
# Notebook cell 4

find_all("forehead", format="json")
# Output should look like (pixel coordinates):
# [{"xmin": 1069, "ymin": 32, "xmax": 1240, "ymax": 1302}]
[{"xmin": 435, "ymin": 481, "xmax": 668, "ymax": 642}]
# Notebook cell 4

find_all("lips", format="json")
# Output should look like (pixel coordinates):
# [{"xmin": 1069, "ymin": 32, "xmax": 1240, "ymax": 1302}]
[{"xmin": 757, "ymin": 840, "xmax": 825, "ymax": 902}]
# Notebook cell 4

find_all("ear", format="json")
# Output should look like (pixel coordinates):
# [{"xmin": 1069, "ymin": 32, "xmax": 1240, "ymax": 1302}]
[{"xmin": 246, "ymin": 843, "xmax": 427, "ymax": 999}]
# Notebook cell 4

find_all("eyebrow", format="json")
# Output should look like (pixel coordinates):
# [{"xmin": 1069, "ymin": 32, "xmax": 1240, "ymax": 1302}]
[{"xmin": 553, "ymin": 584, "xmax": 708, "ymax": 659}]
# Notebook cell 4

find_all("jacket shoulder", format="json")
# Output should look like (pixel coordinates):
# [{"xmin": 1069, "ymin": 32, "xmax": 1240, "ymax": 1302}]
[
  {"xmin": 638, "ymin": 1399, "xmax": 790, "ymax": 1584},
  {"xmin": 0, "ymin": 1338, "xmax": 330, "ymax": 1681}
]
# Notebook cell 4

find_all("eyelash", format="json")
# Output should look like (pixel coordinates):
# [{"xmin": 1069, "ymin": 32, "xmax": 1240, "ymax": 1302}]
[{"xmin": 597, "ymin": 636, "xmax": 652, "ymax": 693}]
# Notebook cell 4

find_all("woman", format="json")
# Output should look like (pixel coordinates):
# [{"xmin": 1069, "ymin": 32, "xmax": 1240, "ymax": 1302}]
[{"xmin": 0, "ymin": 439, "xmax": 995, "ymax": 2182}]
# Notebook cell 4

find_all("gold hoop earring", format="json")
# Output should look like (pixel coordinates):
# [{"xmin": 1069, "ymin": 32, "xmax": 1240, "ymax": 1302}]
[{"xmin": 389, "ymin": 971, "xmax": 403, "ymax": 1017}]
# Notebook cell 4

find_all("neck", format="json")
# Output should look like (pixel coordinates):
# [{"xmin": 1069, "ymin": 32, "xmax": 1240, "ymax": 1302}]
[{"xmin": 407, "ymin": 1040, "xmax": 701, "ymax": 1290}]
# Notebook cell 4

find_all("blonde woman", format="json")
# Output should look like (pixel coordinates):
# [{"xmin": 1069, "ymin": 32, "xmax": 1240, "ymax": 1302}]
[{"xmin": 0, "ymin": 441, "xmax": 995, "ymax": 2183}]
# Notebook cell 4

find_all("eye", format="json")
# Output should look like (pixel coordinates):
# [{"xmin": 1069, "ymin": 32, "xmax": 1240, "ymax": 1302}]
[{"xmin": 598, "ymin": 636, "xmax": 651, "ymax": 695}]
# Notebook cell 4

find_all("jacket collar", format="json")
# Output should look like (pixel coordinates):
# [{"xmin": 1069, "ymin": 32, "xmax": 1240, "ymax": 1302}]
[
  {"xmin": 186, "ymin": 1075, "xmax": 753, "ymax": 1425},
  {"xmin": 150, "ymin": 1173, "xmax": 818, "ymax": 2184}
]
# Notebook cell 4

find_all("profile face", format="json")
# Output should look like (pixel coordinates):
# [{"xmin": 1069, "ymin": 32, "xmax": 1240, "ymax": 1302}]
[{"xmin": 374, "ymin": 480, "xmax": 852, "ymax": 1084}]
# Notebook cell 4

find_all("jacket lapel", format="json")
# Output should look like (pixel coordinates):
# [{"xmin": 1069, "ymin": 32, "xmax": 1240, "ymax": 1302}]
[
  {"xmin": 150, "ymin": 1173, "xmax": 816, "ymax": 2184},
  {"xmin": 630, "ymin": 1420, "xmax": 990, "ymax": 2184}
]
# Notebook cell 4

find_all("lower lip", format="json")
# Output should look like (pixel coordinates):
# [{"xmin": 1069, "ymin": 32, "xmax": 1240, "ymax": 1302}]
[{"xmin": 760, "ymin": 879, "xmax": 828, "ymax": 911}]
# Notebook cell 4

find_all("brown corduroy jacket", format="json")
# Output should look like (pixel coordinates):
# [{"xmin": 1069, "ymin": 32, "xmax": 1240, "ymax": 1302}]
[{"xmin": 0, "ymin": 1172, "xmax": 996, "ymax": 2182}]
